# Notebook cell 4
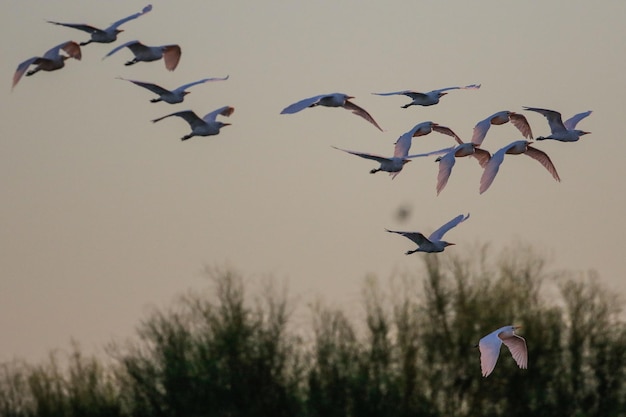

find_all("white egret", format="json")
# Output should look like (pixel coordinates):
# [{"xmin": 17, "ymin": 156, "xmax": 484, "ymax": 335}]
[
  {"xmin": 386, "ymin": 213, "xmax": 469, "ymax": 254},
  {"xmin": 477, "ymin": 325, "xmax": 527, "ymax": 377},
  {"xmin": 280, "ymin": 93, "xmax": 383, "ymax": 131},
  {"xmin": 47, "ymin": 4, "xmax": 152, "ymax": 46},
  {"xmin": 104, "ymin": 40, "xmax": 181, "ymax": 71},
  {"xmin": 117, "ymin": 75, "xmax": 229, "ymax": 104},
  {"xmin": 471, "ymin": 110, "xmax": 533, "ymax": 146},
  {"xmin": 524, "ymin": 107, "xmax": 592, "ymax": 142},
  {"xmin": 12, "ymin": 41, "xmax": 81, "ymax": 89},
  {"xmin": 372, "ymin": 84, "xmax": 480, "ymax": 108},
  {"xmin": 152, "ymin": 106, "xmax": 234, "ymax": 141},
  {"xmin": 479, "ymin": 140, "xmax": 560, "ymax": 194}
]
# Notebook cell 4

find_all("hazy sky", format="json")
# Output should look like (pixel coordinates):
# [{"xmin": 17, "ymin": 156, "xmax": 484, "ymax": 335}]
[{"xmin": 2, "ymin": 1, "xmax": 625, "ymax": 362}]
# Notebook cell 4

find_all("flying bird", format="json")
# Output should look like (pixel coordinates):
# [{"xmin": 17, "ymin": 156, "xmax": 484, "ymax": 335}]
[
  {"xmin": 524, "ymin": 107, "xmax": 592, "ymax": 142},
  {"xmin": 103, "ymin": 40, "xmax": 181, "ymax": 71},
  {"xmin": 117, "ymin": 75, "xmax": 229, "ymax": 104},
  {"xmin": 12, "ymin": 41, "xmax": 81, "ymax": 89},
  {"xmin": 393, "ymin": 121, "xmax": 463, "ymax": 158},
  {"xmin": 47, "ymin": 4, "xmax": 152, "ymax": 46},
  {"xmin": 471, "ymin": 110, "xmax": 533, "ymax": 146},
  {"xmin": 332, "ymin": 145, "xmax": 454, "ymax": 179},
  {"xmin": 477, "ymin": 325, "xmax": 527, "ymax": 377},
  {"xmin": 479, "ymin": 140, "xmax": 560, "ymax": 194},
  {"xmin": 386, "ymin": 213, "xmax": 469, "ymax": 254},
  {"xmin": 372, "ymin": 84, "xmax": 480, "ymax": 108},
  {"xmin": 434, "ymin": 143, "xmax": 491, "ymax": 195},
  {"xmin": 152, "ymin": 106, "xmax": 234, "ymax": 141},
  {"xmin": 280, "ymin": 93, "xmax": 383, "ymax": 131}
]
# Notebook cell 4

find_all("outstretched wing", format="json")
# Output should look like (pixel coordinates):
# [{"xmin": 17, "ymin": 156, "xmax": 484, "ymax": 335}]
[
  {"xmin": 525, "ymin": 145, "xmax": 560, "ymax": 182},
  {"xmin": 524, "ymin": 106, "xmax": 566, "ymax": 134},
  {"xmin": 342, "ymin": 100, "xmax": 383, "ymax": 131},
  {"xmin": 372, "ymin": 90, "xmax": 427, "ymax": 100},
  {"xmin": 47, "ymin": 21, "xmax": 100, "ymax": 34},
  {"xmin": 162, "ymin": 45, "xmax": 181, "ymax": 71},
  {"xmin": 479, "ymin": 334, "xmax": 503, "ymax": 377},
  {"xmin": 332, "ymin": 146, "xmax": 390, "ymax": 164},
  {"xmin": 118, "ymin": 77, "xmax": 169, "ymax": 95},
  {"xmin": 280, "ymin": 94, "xmax": 327, "ymax": 114},
  {"xmin": 174, "ymin": 76, "xmax": 229, "ymax": 93},
  {"xmin": 471, "ymin": 114, "xmax": 495, "ymax": 146},
  {"xmin": 432, "ymin": 124, "xmax": 463, "ymax": 144},
  {"xmin": 428, "ymin": 213, "xmax": 469, "ymax": 242},
  {"xmin": 509, "ymin": 112, "xmax": 533, "ymax": 139},
  {"xmin": 103, "ymin": 40, "xmax": 140, "ymax": 59},
  {"xmin": 202, "ymin": 106, "xmax": 235, "ymax": 123},
  {"xmin": 42, "ymin": 41, "xmax": 81, "ymax": 60},
  {"xmin": 435, "ymin": 151, "xmax": 456, "ymax": 195},
  {"xmin": 479, "ymin": 142, "xmax": 514, "ymax": 194},
  {"xmin": 152, "ymin": 110, "xmax": 203, "ymax": 128},
  {"xmin": 500, "ymin": 333, "xmax": 528, "ymax": 370},
  {"xmin": 107, "ymin": 4, "xmax": 152, "ymax": 30},
  {"xmin": 12, "ymin": 57, "xmax": 38, "ymax": 89},
  {"xmin": 386, "ymin": 230, "xmax": 430, "ymax": 246},
  {"xmin": 563, "ymin": 110, "xmax": 592, "ymax": 130},
  {"xmin": 432, "ymin": 83, "xmax": 481, "ymax": 94}
]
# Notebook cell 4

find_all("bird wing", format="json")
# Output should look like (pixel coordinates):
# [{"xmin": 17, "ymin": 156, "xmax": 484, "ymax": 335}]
[
  {"xmin": 103, "ymin": 40, "xmax": 140, "ymax": 59},
  {"xmin": 471, "ymin": 115, "xmax": 493, "ymax": 146},
  {"xmin": 435, "ymin": 151, "xmax": 456, "ymax": 195},
  {"xmin": 203, "ymin": 106, "xmax": 235, "ymax": 123},
  {"xmin": 479, "ymin": 143, "xmax": 511, "ymax": 194},
  {"xmin": 524, "ymin": 145, "xmax": 560, "ymax": 182},
  {"xmin": 433, "ymin": 124, "xmax": 463, "ymax": 144},
  {"xmin": 342, "ymin": 100, "xmax": 384, "ymax": 131},
  {"xmin": 472, "ymin": 148, "xmax": 491, "ymax": 168},
  {"xmin": 162, "ymin": 45, "xmax": 181, "ymax": 71},
  {"xmin": 107, "ymin": 4, "xmax": 152, "ymax": 30},
  {"xmin": 371, "ymin": 90, "xmax": 427, "ymax": 100},
  {"xmin": 173, "ymin": 76, "xmax": 229, "ymax": 93},
  {"xmin": 509, "ymin": 113, "xmax": 533, "ymax": 139},
  {"xmin": 386, "ymin": 230, "xmax": 431, "ymax": 246},
  {"xmin": 563, "ymin": 110, "xmax": 592, "ymax": 130},
  {"xmin": 118, "ymin": 78, "xmax": 169, "ymax": 95},
  {"xmin": 152, "ymin": 110, "xmax": 202, "ymax": 128},
  {"xmin": 332, "ymin": 146, "xmax": 390, "ymax": 164},
  {"xmin": 47, "ymin": 21, "xmax": 101, "ymax": 34},
  {"xmin": 479, "ymin": 334, "xmax": 503, "ymax": 377},
  {"xmin": 280, "ymin": 94, "xmax": 327, "ymax": 114},
  {"xmin": 406, "ymin": 146, "xmax": 455, "ymax": 159},
  {"xmin": 432, "ymin": 83, "xmax": 481, "ymax": 94},
  {"xmin": 12, "ymin": 57, "xmax": 38, "ymax": 89},
  {"xmin": 500, "ymin": 333, "xmax": 528, "ymax": 370},
  {"xmin": 42, "ymin": 41, "xmax": 81, "ymax": 60},
  {"xmin": 393, "ymin": 131, "xmax": 413, "ymax": 158},
  {"xmin": 524, "ymin": 106, "xmax": 566, "ymax": 134},
  {"xmin": 428, "ymin": 213, "xmax": 469, "ymax": 242}
]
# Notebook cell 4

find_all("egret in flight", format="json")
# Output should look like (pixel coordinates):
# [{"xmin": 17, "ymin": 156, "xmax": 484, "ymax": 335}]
[
  {"xmin": 386, "ymin": 213, "xmax": 469, "ymax": 254},
  {"xmin": 372, "ymin": 84, "xmax": 480, "ymax": 108},
  {"xmin": 477, "ymin": 325, "xmax": 527, "ymax": 377},
  {"xmin": 104, "ymin": 40, "xmax": 181, "ymax": 71},
  {"xmin": 524, "ymin": 107, "xmax": 591, "ymax": 142},
  {"xmin": 152, "ymin": 106, "xmax": 234, "ymax": 141}
]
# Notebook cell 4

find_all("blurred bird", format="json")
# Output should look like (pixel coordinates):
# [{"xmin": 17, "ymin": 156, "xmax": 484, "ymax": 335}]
[
  {"xmin": 47, "ymin": 4, "xmax": 152, "ymax": 46},
  {"xmin": 434, "ymin": 143, "xmax": 491, "ymax": 195},
  {"xmin": 152, "ymin": 106, "xmax": 234, "ymax": 141},
  {"xmin": 372, "ymin": 84, "xmax": 480, "ymax": 108},
  {"xmin": 471, "ymin": 110, "xmax": 533, "ymax": 145},
  {"xmin": 524, "ymin": 107, "xmax": 592, "ymax": 142},
  {"xmin": 104, "ymin": 40, "xmax": 181, "ymax": 71},
  {"xmin": 332, "ymin": 145, "xmax": 454, "ymax": 179},
  {"xmin": 12, "ymin": 41, "xmax": 81, "ymax": 89},
  {"xmin": 479, "ymin": 140, "xmax": 560, "ymax": 194},
  {"xmin": 280, "ymin": 93, "xmax": 383, "ymax": 131},
  {"xmin": 386, "ymin": 213, "xmax": 469, "ymax": 254},
  {"xmin": 117, "ymin": 75, "xmax": 229, "ymax": 104},
  {"xmin": 477, "ymin": 325, "xmax": 527, "ymax": 377}
]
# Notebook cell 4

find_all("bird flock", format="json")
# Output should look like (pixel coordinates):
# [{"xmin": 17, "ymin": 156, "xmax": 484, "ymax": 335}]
[{"xmin": 11, "ymin": 4, "xmax": 594, "ymax": 377}]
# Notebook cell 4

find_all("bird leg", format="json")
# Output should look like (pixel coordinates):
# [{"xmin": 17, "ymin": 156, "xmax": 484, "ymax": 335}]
[
  {"xmin": 181, "ymin": 134, "xmax": 193, "ymax": 141},
  {"xmin": 405, "ymin": 249, "xmax": 418, "ymax": 255},
  {"xmin": 370, "ymin": 168, "xmax": 380, "ymax": 174},
  {"xmin": 26, "ymin": 68, "xmax": 41, "ymax": 77},
  {"xmin": 79, "ymin": 40, "xmax": 92, "ymax": 46},
  {"xmin": 124, "ymin": 59, "xmax": 137, "ymax": 66},
  {"xmin": 150, "ymin": 98, "xmax": 161, "ymax": 103}
]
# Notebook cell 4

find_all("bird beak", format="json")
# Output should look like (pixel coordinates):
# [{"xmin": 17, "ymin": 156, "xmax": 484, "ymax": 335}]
[
  {"xmin": 582, "ymin": 131, "xmax": 591, "ymax": 135},
  {"xmin": 223, "ymin": 123, "xmax": 232, "ymax": 127},
  {"xmin": 448, "ymin": 242, "xmax": 456, "ymax": 246},
  {"xmin": 440, "ymin": 92, "xmax": 448, "ymax": 96}
]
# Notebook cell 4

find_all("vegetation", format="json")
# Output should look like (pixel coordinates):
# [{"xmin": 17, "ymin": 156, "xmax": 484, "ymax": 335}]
[{"xmin": 1, "ymin": 245, "xmax": 625, "ymax": 417}]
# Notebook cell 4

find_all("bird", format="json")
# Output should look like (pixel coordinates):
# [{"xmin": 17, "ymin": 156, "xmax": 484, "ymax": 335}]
[
  {"xmin": 103, "ymin": 40, "xmax": 181, "ymax": 71},
  {"xmin": 12, "ymin": 41, "xmax": 81, "ymax": 89},
  {"xmin": 280, "ymin": 93, "xmax": 383, "ymax": 131},
  {"xmin": 479, "ymin": 140, "xmax": 560, "ymax": 194},
  {"xmin": 47, "ymin": 4, "xmax": 152, "ymax": 46},
  {"xmin": 117, "ymin": 75, "xmax": 229, "ymax": 104},
  {"xmin": 434, "ymin": 143, "xmax": 491, "ymax": 195},
  {"xmin": 477, "ymin": 325, "xmax": 527, "ymax": 377},
  {"xmin": 386, "ymin": 213, "xmax": 469, "ymax": 254},
  {"xmin": 332, "ymin": 145, "xmax": 454, "ymax": 179},
  {"xmin": 524, "ymin": 107, "xmax": 592, "ymax": 142},
  {"xmin": 471, "ymin": 110, "xmax": 533, "ymax": 146},
  {"xmin": 152, "ymin": 106, "xmax": 234, "ymax": 141},
  {"xmin": 372, "ymin": 84, "xmax": 480, "ymax": 108}
]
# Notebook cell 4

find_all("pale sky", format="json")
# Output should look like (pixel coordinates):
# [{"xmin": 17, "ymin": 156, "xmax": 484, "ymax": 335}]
[{"xmin": 1, "ymin": 1, "xmax": 625, "ymax": 362}]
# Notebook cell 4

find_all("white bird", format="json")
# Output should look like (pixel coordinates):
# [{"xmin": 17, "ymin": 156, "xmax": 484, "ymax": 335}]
[
  {"xmin": 280, "ymin": 93, "xmax": 383, "ymax": 131},
  {"xmin": 104, "ymin": 40, "xmax": 181, "ymax": 71},
  {"xmin": 372, "ymin": 84, "xmax": 480, "ymax": 108},
  {"xmin": 471, "ymin": 110, "xmax": 533, "ymax": 146},
  {"xmin": 117, "ymin": 75, "xmax": 229, "ymax": 104},
  {"xmin": 396, "ymin": 121, "xmax": 463, "ymax": 153},
  {"xmin": 479, "ymin": 140, "xmax": 560, "ymax": 194},
  {"xmin": 332, "ymin": 145, "xmax": 454, "ymax": 179},
  {"xmin": 12, "ymin": 41, "xmax": 82, "ymax": 89},
  {"xmin": 47, "ymin": 4, "xmax": 152, "ymax": 46},
  {"xmin": 152, "ymin": 106, "xmax": 234, "ymax": 141},
  {"xmin": 524, "ymin": 107, "xmax": 592, "ymax": 142},
  {"xmin": 386, "ymin": 213, "xmax": 469, "ymax": 254},
  {"xmin": 434, "ymin": 143, "xmax": 491, "ymax": 195},
  {"xmin": 477, "ymin": 325, "xmax": 527, "ymax": 377}
]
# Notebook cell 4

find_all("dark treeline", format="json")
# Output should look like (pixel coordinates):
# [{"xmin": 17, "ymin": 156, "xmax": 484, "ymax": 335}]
[{"xmin": 1, "ymin": 244, "xmax": 625, "ymax": 417}]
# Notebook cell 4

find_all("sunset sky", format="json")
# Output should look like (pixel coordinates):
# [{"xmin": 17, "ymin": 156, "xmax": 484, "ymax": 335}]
[{"xmin": 2, "ymin": 1, "xmax": 625, "ymax": 362}]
